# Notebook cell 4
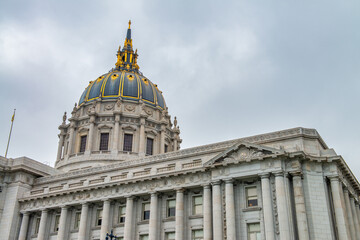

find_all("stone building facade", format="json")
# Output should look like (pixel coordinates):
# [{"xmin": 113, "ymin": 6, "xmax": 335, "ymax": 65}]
[{"xmin": 0, "ymin": 23, "xmax": 360, "ymax": 240}]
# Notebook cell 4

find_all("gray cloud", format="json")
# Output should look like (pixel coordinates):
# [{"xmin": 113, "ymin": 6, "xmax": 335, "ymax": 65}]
[{"xmin": 1, "ymin": 0, "xmax": 359, "ymax": 177}]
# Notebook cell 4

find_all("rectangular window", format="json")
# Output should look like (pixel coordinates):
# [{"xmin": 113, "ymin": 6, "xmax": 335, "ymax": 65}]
[
  {"xmin": 146, "ymin": 138, "xmax": 154, "ymax": 155},
  {"xmin": 54, "ymin": 214, "xmax": 60, "ymax": 232},
  {"xmin": 99, "ymin": 133, "xmax": 109, "ymax": 151},
  {"xmin": 167, "ymin": 199, "xmax": 176, "ymax": 217},
  {"xmin": 193, "ymin": 195, "xmax": 203, "ymax": 215},
  {"xmin": 142, "ymin": 202, "xmax": 150, "ymax": 220},
  {"xmin": 123, "ymin": 134, "xmax": 133, "ymax": 152},
  {"xmin": 79, "ymin": 135, "xmax": 87, "ymax": 153},
  {"xmin": 248, "ymin": 223, "xmax": 261, "ymax": 240},
  {"xmin": 164, "ymin": 144, "xmax": 168, "ymax": 153},
  {"xmin": 192, "ymin": 229, "xmax": 204, "ymax": 240},
  {"xmin": 246, "ymin": 187, "xmax": 258, "ymax": 207},
  {"xmin": 34, "ymin": 217, "xmax": 41, "ymax": 234},
  {"xmin": 165, "ymin": 232, "xmax": 175, "ymax": 240},
  {"xmin": 74, "ymin": 212, "xmax": 81, "ymax": 229},
  {"xmin": 96, "ymin": 209, "xmax": 103, "ymax": 226},
  {"xmin": 118, "ymin": 205, "xmax": 126, "ymax": 223},
  {"xmin": 140, "ymin": 235, "xmax": 149, "ymax": 240}
]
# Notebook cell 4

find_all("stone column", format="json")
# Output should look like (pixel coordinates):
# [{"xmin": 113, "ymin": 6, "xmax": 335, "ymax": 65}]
[
  {"xmin": 350, "ymin": 197, "xmax": 360, "ymax": 240},
  {"xmin": 212, "ymin": 181, "xmax": 223, "ymax": 240},
  {"xmin": 274, "ymin": 171, "xmax": 291, "ymax": 239},
  {"xmin": 329, "ymin": 176, "xmax": 351, "ymax": 239},
  {"xmin": 259, "ymin": 173, "xmax": 275, "ymax": 240},
  {"xmin": 175, "ymin": 189, "xmax": 184, "ymax": 240},
  {"xmin": 57, "ymin": 206, "xmax": 68, "ymax": 240},
  {"xmin": 356, "ymin": 202, "xmax": 360, "ymax": 232},
  {"xmin": 291, "ymin": 172, "xmax": 310, "ymax": 240},
  {"xmin": 203, "ymin": 184, "xmax": 212, "ymax": 240},
  {"xmin": 225, "ymin": 179, "xmax": 236, "ymax": 240},
  {"xmin": 173, "ymin": 138, "xmax": 178, "ymax": 151},
  {"xmin": 100, "ymin": 199, "xmax": 111, "ymax": 239},
  {"xmin": 78, "ymin": 203, "xmax": 89, "ymax": 240},
  {"xmin": 86, "ymin": 115, "xmax": 96, "ymax": 153},
  {"xmin": 149, "ymin": 192, "xmax": 158, "ymax": 240},
  {"xmin": 344, "ymin": 188, "xmax": 356, "ymax": 240},
  {"xmin": 37, "ymin": 209, "xmax": 48, "ymax": 240},
  {"xmin": 112, "ymin": 115, "xmax": 120, "ymax": 153},
  {"xmin": 18, "ymin": 212, "xmax": 30, "ymax": 240},
  {"xmin": 57, "ymin": 133, "xmax": 65, "ymax": 161},
  {"xmin": 139, "ymin": 118, "xmax": 146, "ymax": 156},
  {"xmin": 67, "ymin": 125, "xmax": 75, "ymax": 155},
  {"xmin": 124, "ymin": 196, "xmax": 134, "ymax": 240}
]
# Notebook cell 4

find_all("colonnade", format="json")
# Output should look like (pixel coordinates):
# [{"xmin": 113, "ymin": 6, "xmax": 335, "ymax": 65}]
[{"xmin": 18, "ymin": 172, "xmax": 360, "ymax": 240}]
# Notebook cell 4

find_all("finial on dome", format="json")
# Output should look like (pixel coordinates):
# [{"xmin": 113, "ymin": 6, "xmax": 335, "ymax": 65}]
[{"xmin": 128, "ymin": 20, "xmax": 131, "ymax": 29}]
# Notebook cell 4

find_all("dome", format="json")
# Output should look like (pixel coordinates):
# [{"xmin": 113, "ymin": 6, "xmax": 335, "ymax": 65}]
[{"xmin": 79, "ymin": 71, "xmax": 166, "ymax": 109}]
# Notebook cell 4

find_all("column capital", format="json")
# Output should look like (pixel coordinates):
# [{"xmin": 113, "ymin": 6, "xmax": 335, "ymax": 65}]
[
  {"xmin": 150, "ymin": 191, "xmax": 158, "ymax": 197},
  {"xmin": 175, "ymin": 188, "xmax": 184, "ymax": 193},
  {"xmin": 101, "ymin": 198, "xmax": 111, "ymax": 203},
  {"xmin": 224, "ymin": 178, "xmax": 234, "ymax": 184},
  {"xmin": 125, "ymin": 195, "xmax": 134, "ymax": 199},
  {"xmin": 202, "ymin": 183, "xmax": 211, "ymax": 189},
  {"xmin": 273, "ymin": 170, "xmax": 284, "ymax": 177},
  {"xmin": 80, "ymin": 201, "xmax": 89, "ymax": 206},
  {"xmin": 211, "ymin": 180, "xmax": 222, "ymax": 186},
  {"xmin": 259, "ymin": 172, "xmax": 270, "ymax": 179},
  {"xmin": 60, "ymin": 205, "xmax": 69, "ymax": 210},
  {"xmin": 327, "ymin": 175, "xmax": 339, "ymax": 182},
  {"xmin": 20, "ymin": 211, "xmax": 30, "ymax": 216},
  {"xmin": 289, "ymin": 170, "xmax": 303, "ymax": 178},
  {"xmin": 40, "ymin": 209, "xmax": 49, "ymax": 213}
]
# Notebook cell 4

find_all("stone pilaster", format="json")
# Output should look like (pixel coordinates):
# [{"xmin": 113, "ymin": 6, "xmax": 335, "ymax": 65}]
[
  {"xmin": 329, "ymin": 176, "xmax": 351, "ymax": 239},
  {"xmin": 225, "ymin": 179, "xmax": 236, "ymax": 240},
  {"xmin": 274, "ymin": 171, "xmax": 291, "ymax": 239},
  {"xmin": 57, "ymin": 206, "xmax": 68, "ymax": 240},
  {"xmin": 291, "ymin": 172, "xmax": 310, "ymax": 240},
  {"xmin": 160, "ymin": 126, "xmax": 165, "ymax": 154},
  {"xmin": 139, "ymin": 118, "xmax": 145, "ymax": 156},
  {"xmin": 124, "ymin": 196, "xmax": 134, "ymax": 240},
  {"xmin": 112, "ymin": 114, "xmax": 120, "ymax": 153},
  {"xmin": 203, "ymin": 184, "xmax": 212, "ymax": 240},
  {"xmin": 175, "ymin": 189, "xmax": 184, "ymax": 240},
  {"xmin": 86, "ymin": 114, "xmax": 96, "ymax": 153},
  {"xmin": 78, "ymin": 203, "xmax": 89, "ymax": 240},
  {"xmin": 37, "ymin": 209, "xmax": 48, "ymax": 240},
  {"xmin": 67, "ymin": 125, "xmax": 75, "ymax": 155},
  {"xmin": 18, "ymin": 212, "xmax": 30, "ymax": 240},
  {"xmin": 100, "ymin": 199, "xmax": 111, "ymax": 239},
  {"xmin": 212, "ymin": 181, "xmax": 223, "ymax": 240},
  {"xmin": 356, "ymin": 202, "xmax": 360, "ymax": 232},
  {"xmin": 149, "ymin": 192, "xmax": 158, "ymax": 240},
  {"xmin": 259, "ymin": 173, "xmax": 275, "ymax": 240}
]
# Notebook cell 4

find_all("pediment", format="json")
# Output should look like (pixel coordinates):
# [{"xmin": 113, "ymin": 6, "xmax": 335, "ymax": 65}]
[{"xmin": 204, "ymin": 141, "xmax": 285, "ymax": 167}]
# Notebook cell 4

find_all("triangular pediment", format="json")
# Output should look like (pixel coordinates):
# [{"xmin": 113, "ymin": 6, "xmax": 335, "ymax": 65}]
[{"xmin": 204, "ymin": 141, "xmax": 285, "ymax": 167}]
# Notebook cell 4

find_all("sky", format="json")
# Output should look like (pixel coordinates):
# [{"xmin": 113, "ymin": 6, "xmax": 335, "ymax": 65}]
[{"xmin": 0, "ymin": 1, "xmax": 359, "ymax": 177}]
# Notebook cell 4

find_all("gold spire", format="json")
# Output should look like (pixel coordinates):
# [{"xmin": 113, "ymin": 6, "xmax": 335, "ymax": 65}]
[{"xmin": 128, "ymin": 20, "xmax": 131, "ymax": 29}]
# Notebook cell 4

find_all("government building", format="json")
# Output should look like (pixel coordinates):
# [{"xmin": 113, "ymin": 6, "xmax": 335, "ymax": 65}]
[{"xmin": 1, "ymin": 22, "xmax": 360, "ymax": 240}]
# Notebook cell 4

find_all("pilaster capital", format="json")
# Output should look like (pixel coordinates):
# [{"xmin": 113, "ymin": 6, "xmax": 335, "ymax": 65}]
[
  {"xmin": 211, "ymin": 180, "xmax": 222, "ymax": 186},
  {"xmin": 273, "ymin": 170, "xmax": 284, "ymax": 177},
  {"xmin": 289, "ymin": 170, "xmax": 303, "ymax": 178},
  {"xmin": 327, "ymin": 175, "xmax": 339, "ymax": 182},
  {"xmin": 258, "ymin": 172, "xmax": 270, "ymax": 179},
  {"xmin": 224, "ymin": 178, "xmax": 234, "ymax": 184}
]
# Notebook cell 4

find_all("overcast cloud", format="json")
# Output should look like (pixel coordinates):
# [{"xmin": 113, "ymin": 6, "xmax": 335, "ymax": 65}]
[{"xmin": 0, "ymin": 0, "xmax": 359, "ymax": 177}]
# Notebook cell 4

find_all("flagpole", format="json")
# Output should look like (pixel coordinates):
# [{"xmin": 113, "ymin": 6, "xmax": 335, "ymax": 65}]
[{"xmin": 5, "ymin": 109, "xmax": 16, "ymax": 158}]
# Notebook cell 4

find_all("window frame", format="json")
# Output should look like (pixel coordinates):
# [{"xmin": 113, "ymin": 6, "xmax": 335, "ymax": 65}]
[
  {"xmin": 99, "ymin": 132, "xmax": 110, "ymax": 151},
  {"xmin": 74, "ymin": 211, "xmax": 81, "ymax": 230},
  {"xmin": 34, "ymin": 216, "xmax": 41, "ymax": 234},
  {"xmin": 167, "ymin": 199, "xmax": 176, "ymax": 218},
  {"xmin": 53, "ymin": 214, "xmax": 60, "ymax": 232},
  {"xmin": 192, "ymin": 195, "xmax": 203, "ymax": 215},
  {"xmin": 118, "ymin": 205, "xmax": 126, "ymax": 223},
  {"xmin": 247, "ymin": 222, "xmax": 261, "ymax": 240},
  {"xmin": 96, "ymin": 208, "xmax": 103, "ymax": 226},
  {"xmin": 146, "ymin": 137, "xmax": 154, "ymax": 155},
  {"xmin": 192, "ymin": 229, "xmax": 204, "ymax": 240},
  {"xmin": 79, "ymin": 135, "xmax": 87, "ymax": 153},
  {"xmin": 123, "ymin": 133, "xmax": 133, "ymax": 152},
  {"xmin": 142, "ymin": 202, "xmax": 151, "ymax": 220},
  {"xmin": 245, "ymin": 186, "xmax": 258, "ymax": 208}
]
